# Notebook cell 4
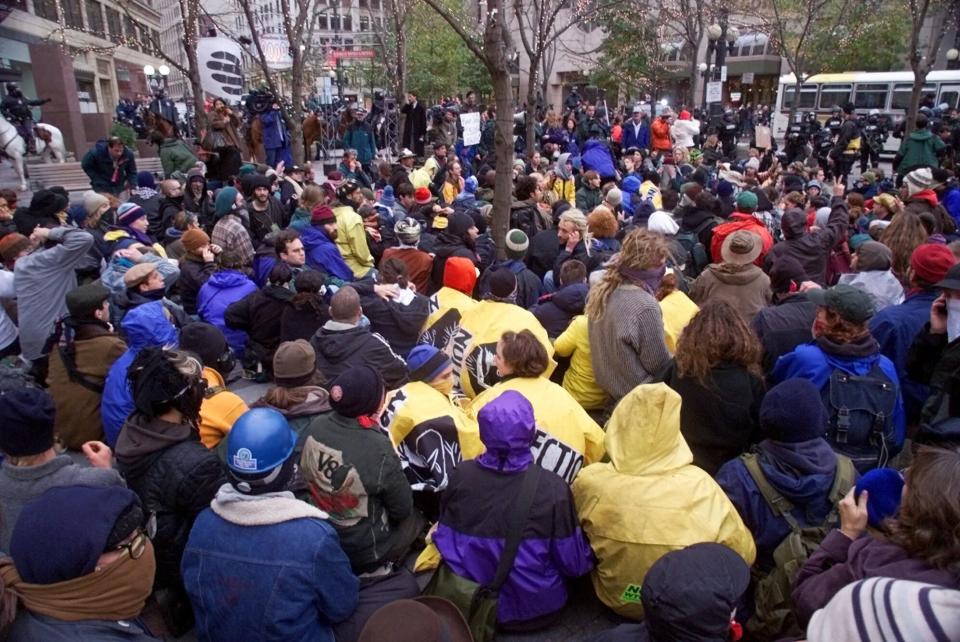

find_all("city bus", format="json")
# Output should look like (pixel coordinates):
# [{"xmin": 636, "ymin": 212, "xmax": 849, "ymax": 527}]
[{"xmin": 773, "ymin": 70, "xmax": 960, "ymax": 153}]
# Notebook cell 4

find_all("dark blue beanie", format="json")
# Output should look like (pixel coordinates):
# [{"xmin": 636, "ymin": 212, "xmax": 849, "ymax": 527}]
[
  {"xmin": 10, "ymin": 485, "xmax": 141, "ymax": 584},
  {"xmin": 760, "ymin": 378, "xmax": 828, "ymax": 443},
  {"xmin": 0, "ymin": 386, "xmax": 55, "ymax": 457},
  {"xmin": 67, "ymin": 203, "xmax": 88, "ymax": 228},
  {"xmin": 137, "ymin": 171, "xmax": 156, "ymax": 190},
  {"xmin": 856, "ymin": 468, "xmax": 904, "ymax": 529}
]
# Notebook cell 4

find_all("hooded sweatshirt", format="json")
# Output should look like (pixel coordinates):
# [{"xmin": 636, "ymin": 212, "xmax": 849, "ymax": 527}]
[
  {"xmin": 552, "ymin": 153, "xmax": 576, "ymax": 206},
  {"xmin": 311, "ymin": 320, "xmax": 409, "ymax": 390},
  {"xmin": 572, "ymin": 383, "xmax": 756, "ymax": 619},
  {"xmin": 689, "ymin": 263, "xmax": 772, "ymax": 322},
  {"xmin": 432, "ymin": 391, "xmax": 594, "ymax": 625},
  {"xmin": 197, "ymin": 270, "xmax": 259, "ymax": 357},
  {"xmin": 896, "ymin": 128, "xmax": 946, "ymax": 174}
]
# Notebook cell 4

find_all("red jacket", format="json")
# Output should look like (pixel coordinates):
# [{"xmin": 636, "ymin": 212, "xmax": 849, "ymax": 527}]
[
  {"xmin": 709, "ymin": 213, "xmax": 774, "ymax": 266},
  {"xmin": 651, "ymin": 118, "xmax": 672, "ymax": 151}
]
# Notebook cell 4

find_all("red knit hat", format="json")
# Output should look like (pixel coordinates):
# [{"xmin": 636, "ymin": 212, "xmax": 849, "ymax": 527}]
[
  {"xmin": 910, "ymin": 243, "xmax": 956, "ymax": 285},
  {"xmin": 311, "ymin": 205, "xmax": 336, "ymax": 224},
  {"xmin": 414, "ymin": 187, "xmax": 433, "ymax": 205},
  {"xmin": 443, "ymin": 256, "xmax": 477, "ymax": 295}
]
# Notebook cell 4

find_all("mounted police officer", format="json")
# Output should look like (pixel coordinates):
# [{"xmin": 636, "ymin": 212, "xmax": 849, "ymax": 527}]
[
  {"xmin": 1, "ymin": 82, "xmax": 50, "ymax": 154},
  {"xmin": 148, "ymin": 89, "xmax": 180, "ymax": 132}
]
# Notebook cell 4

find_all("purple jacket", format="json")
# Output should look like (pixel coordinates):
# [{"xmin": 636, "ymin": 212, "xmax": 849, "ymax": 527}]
[
  {"xmin": 198, "ymin": 270, "xmax": 258, "ymax": 357},
  {"xmin": 433, "ymin": 390, "xmax": 593, "ymax": 625},
  {"xmin": 792, "ymin": 529, "xmax": 960, "ymax": 626}
]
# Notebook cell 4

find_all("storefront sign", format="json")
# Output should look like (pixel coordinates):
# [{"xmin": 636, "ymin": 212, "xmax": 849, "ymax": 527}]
[
  {"xmin": 742, "ymin": 72, "xmax": 755, "ymax": 84},
  {"xmin": 706, "ymin": 81, "xmax": 723, "ymax": 104}
]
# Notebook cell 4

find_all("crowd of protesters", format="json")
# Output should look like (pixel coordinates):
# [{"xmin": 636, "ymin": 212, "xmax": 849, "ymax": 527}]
[{"xmin": 0, "ymin": 87, "xmax": 958, "ymax": 642}]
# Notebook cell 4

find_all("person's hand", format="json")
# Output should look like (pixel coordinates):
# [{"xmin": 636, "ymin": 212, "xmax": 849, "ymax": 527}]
[
  {"xmin": 799, "ymin": 281, "xmax": 822, "ymax": 293},
  {"xmin": 839, "ymin": 487, "xmax": 869, "ymax": 540},
  {"xmin": 565, "ymin": 229, "xmax": 581, "ymax": 252},
  {"xmin": 209, "ymin": 243, "xmax": 223, "ymax": 255},
  {"xmin": 201, "ymin": 246, "xmax": 215, "ymax": 263},
  {"xmin": 832, "ymin": 177, "xmax": 845, "ymax": 197},
  {"xmin": 115, "ymin": 247, "xmax": 144, "ymax": 262},
  {"xmin": 930, "ymin": 292, "xmax": 948, "ymax": 334},
  {"xmin": 29, "ymin": 227, "xmax": 51, "ymax": 244},
  {"xmin": 374, "ymin": 283, "xmax": 400, "ymax": 300},
  {"xmin": 82, "ymin": 441, "xmax": 113, "ymax": 469},
  {"xmin": 275, "ymin": 160, "xmax": 285, "ymax": 174}
]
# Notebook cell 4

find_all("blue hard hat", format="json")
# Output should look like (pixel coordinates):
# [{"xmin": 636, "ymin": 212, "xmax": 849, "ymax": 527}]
[{"xmin": 226, "ymin": 408, "xmax": 297, "ymax": 475}]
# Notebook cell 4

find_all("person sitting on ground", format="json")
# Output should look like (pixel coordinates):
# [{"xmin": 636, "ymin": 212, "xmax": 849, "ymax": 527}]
[
  {"xmin": 690, "ymin": 230, "xmax": 772, "ymax": 322},
  {"xmin": 118, "ymin": 261, "xmax": 188, "ymax": 327},
  {"xmin": 156, "ymin": 179, "xmax": 185, "ymax": 237},
  {"xmin": 181, "ymin": 408, "xmax": 364, "ymax": 641},
  {"xmin": 129, "ymin": 171, "xmax": 161, "ymax": 236},
  {"xmin": 419, "ymin": 256, "xmax": 478, "ymax": 348},
  {"xmin": 708, "ymin": 191, "xmax": 774, "ymax": 266},
  {"xmin": 178, "ymin": 322, "xmax": 248, "ymax": 450},
  {"xmin": 211, "ymin": 186, "xmax": 255, "ymax": 268},
  {"xmin": 280, "ymin": 270, "xmax": 330, "ymax": 343},
  {"xmin": 300, "ymin": 365, "xmax": 424, "ymax": 574},
  {"xmin": 572, "ymin": 382, "xmax": 756, "ymax": 620},
  {"xmin": 752, "ymin": 256, "xmax": 819, "ymax": 373},
  {"xmin": 177, "ymin": 228, "xmax": 220, "ymax": 316},
  {"xmin": 588, "ymin": 543, "xmax": 751, "ymax": 642},
  {"xmin": 576, "ymin": 170, "xmax": 603, "ymax": 212},
  {"xmin": 0, "ymin": 486, "xmax": 156, "ymax": 639},
  {"xmin": 469, "ymin": 330, "xmax": 605, "ymax": 483},
  {"xmin": 429, "ymin": 390, "xmax": 594, "ymax": 632},
  {"xmin": 198, "ymin": 250, "xmax": 259, "ymax": 359},
  {"xmin": 246, "ymin": 174, "xmax": 287, "ymax": 244},
  {"xmin": 332, "ymin": 180, "xmax": 376, "ymax": 278},
  {"xmin": 0, "ymin": 386, "xmax": 124, "ymax": 552},
  {"xmin": 254, "ymin": 340, "xmax": 331, "ymax": 450},
  {"xmin": 311, "ymin": 286, "xmax": 409, "ymax": 389},
  {"xmin": 299, "ymin": 205, "xmax": 354, "ymax": 283},
  {"xmin": 771, "ymin": 283, "xmax": 906, "ymax": 472},
  {"xmin": 662, "ymin": 300, "xmax": 765, "ymax": 476},
  {"xmin": 381, "ymin": 217, "xmax": 433, "ymax": 294},
  {"xmin": 224, "ymin": 262, "xmax": 295, "ymax": 376},
  {"xmin": 114, "ymin": 347, "xmax": 227, "ymax": 636},
  {"xmin": 792, "ymin": 444, "xmax": 960, "ymax": 627},
  {"xmin": 532, "ymin": 259, "xmax": 589, "ymax": 339},
  {"xmin": 477, "ymin": 229, "xmax": 544, "ymax": 309},
  {"xmin": 46, "ymin": 283, "xmax": 126, "ymax": 450},
  {"xmin": 837, "ymin": 240, "xmax": 904, "ymax": 311},
  {"xmin": 429, "ymin": 212, "xmax": 479, "ymax": 294}
]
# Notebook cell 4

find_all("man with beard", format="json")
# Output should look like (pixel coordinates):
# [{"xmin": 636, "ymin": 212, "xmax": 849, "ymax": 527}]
[
  {"xmin": 247, "ymin": 175, "xmax": 287, "ymax": 244},
  {"xmin": 429, "ymin": 212, "xmax": 478, "ymax": 294},
  {"xmin": 300, "ymin": 205, "xmax": 353, "ymax": 282},
  {"xmin": 183, "ymin": 168, "xmax": 214, "ymax": 231}
]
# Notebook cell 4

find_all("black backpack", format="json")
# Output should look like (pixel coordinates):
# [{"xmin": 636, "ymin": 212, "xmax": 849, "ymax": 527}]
[
  {"xmin": 675, "ymin": 217, "xmax": 717, "ymax": 278},
  {"xmin": 822, "ymin": 362, "xmax": 898, "ymax": 473}
]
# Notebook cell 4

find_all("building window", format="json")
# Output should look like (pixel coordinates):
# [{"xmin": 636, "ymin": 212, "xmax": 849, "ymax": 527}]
[
  {"xmin": 85, "ymin": 0, "xmax": 104, "ymax": 36},
  {"xmin": 342, "ymin": 15, "xmax": 351, "ymax": 30},
  {"xmin": 124, "ymin": 15, "xmax": 139, "ymax": 48},
  {"xmin": 329, "ymin": 15, "xmax": 339, "ymax": 30},
  {"xmin": 359, "ymin": 15, "xmax": 368, "ymax": 30},
  {"xmin": 318, "ymin": 14, "xmax": 327, "ymax": 28},
  {"xmin": 33, "ymin": 0, "xmax": 59, "ymax": 21},
  {"xmin": 63, "ymin": 0, "xmax": 84, "ymax": 29},
  {"xmin": 106, "ymin": 6, "xmax": 122, "ymax": 41}
]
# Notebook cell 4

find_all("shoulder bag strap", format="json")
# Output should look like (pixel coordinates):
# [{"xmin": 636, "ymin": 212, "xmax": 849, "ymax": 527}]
[
  {"xmin": 487, "ymin": 465, "xmax": 541, "ymax": 592},
  {"xmin": 823, "ymin": 455, "xmax": 857, "ymax": 526},
  {"xmin": 741, "ymin": 453, "xmax": 801, "ymax": 530},
  {"xmin": 58, "ymin": 344, "xmax": 105, "ymax": 395}
]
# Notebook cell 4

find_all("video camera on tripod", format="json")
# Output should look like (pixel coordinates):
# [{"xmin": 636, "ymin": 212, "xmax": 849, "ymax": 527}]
[{"xmin": 244, "ymin": 89, "xmax": 276, "ymax": 116}]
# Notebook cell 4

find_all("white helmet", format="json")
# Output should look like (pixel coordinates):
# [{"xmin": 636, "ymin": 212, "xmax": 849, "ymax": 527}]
[{"xmin": 869, "ymin": 109, "xmax": 880, "ymax": 116}]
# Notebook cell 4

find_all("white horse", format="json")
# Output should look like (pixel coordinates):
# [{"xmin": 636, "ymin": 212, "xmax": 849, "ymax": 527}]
[
  {"xmin": 0, "ymin": 114, "xmax": 27, "ymax": 192},
  {"xmin": 34, "ymin": 122, "xmax": 66, "ymax": 164}
]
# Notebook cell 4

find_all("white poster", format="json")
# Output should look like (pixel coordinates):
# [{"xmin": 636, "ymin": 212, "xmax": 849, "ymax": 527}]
[
  {"xmin": 720, "ymin": 65, "xmax": 728, "ymax": 82},
  {"xmin": 706, "ymin": 81, "xmax": 723, "ymax": 104},
  {"xmin": 742, "ymin": 72, "xmax": 755, "ymax": 84},
  {"xmin": 260, "ymin": 35, "xmax": 293, "ymax": 71},
  {"xmin": 196, "ymin": 37, "xmax": 245, "ymax": 100},
  {"xmin": 461, "ymin": 111, "xmax": 481, "ymax": 146}
]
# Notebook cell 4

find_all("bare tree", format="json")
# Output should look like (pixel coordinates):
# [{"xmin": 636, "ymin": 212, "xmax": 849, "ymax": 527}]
[
  {"xmin": 366, "ymin": 0, "xmax": 414, "ymax": 101},
  {"xmin": 903, "ymin": 0, "xmax": 959, "ymax": 137},
  {"xmin": 418, "ymin": 0, "xmax": 514, "ymax": 258}
]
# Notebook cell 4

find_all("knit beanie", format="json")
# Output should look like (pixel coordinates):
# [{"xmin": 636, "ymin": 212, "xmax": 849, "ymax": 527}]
[
  {"xmin": 904, "ymin": 167, "xmax": 934, "ymax": 198},
  {"xmin": 0, "ymin": 233, "xmax": 30, "ymax": 264},
  {"xmin": 136, "ymin": 171, "xmax": 156, "ymax": 190},
  {"xmin": 505, "ymin": 229, "xmax": 529, "ymax": 260},
  {"xmin": 443, "ymin": 256, "xmax": 478, "ymax": 295},
  {"xmin": 9, "ymin": 485, "xmax": 142, "ymax": 585},
  {"xmin": 116, "ymin": 202, "xmax": 146, "ymax": 226},
  {"xmin": 447, "ymin": 212, "xmax": 475, "ymax": 238},
  {"xmin": 647, "ymin": 211, "xmax": 679, "ymax": 236},
  {"xmin": 464, "ymin": 175, "xmax": 478, "ymax": 195},
  {"xmin": 407, "ymin": 345, "xmax": 452, "ymax": 383},
  {"xmin": 814, "ymin": 207, "xmax": 832, "ymax": 228},
  {"xmin": 716, "ymin": 180, "xmax": 735, "ymax": 199},
  {"xmin": 311, "ymin": 205, "xmax": 336, "ymax": 224},
  {"xmin": 179, "ymin": 322, "xmax": 229, "ymax": 368},
  {"xmin": 910, "ymin": 243, "xmax": 956, "ymax": 285},
  {"xmin": 239, "ymin": 164, "xmax": 256, "ymax": 176},
  {"xmin": 487, "ymin": 267, "xmax": 517, "ymax": 299},
  {"xmin": 0, "ymin": 386, "xmax": 56, "ymax": 457},
  {"xmin": 215, "ymin": 187, "xmax": 239, "ymax": 218},
  {"xmin": 182, "ymin": 228, "xmax": 210, "ymax": 254},
  {"xmin": 760, "ymin": 378, "xmax": 828, "ymax": 443},
  {"xmin": 66, "ymin": 282, "xmax": 110, "ymax": 319},
  {"xmin": 272, "ymin": 340, "xmax": 317, "ymax": 382},
  {"xmin": 394, "ymin": 217, "xmax": 422, "ymax": 245},
  {"xmin": 768, "ymin": 256, "xmax": 806, "ymax": 294},
  {"xmin": 855, "ymin": 468, "xmax": 905, "ymax": 529},
  {"xmin": 82, "ymin": 190, "xmax": 109, "ymax": 217},
  {"xmin": 849, "ymin": 233, "xmax": 871, "ymax": 252},
  {"xmin": 378, "ymin": 185, "xmax": 396, "ymax": 208},
  {"xmin": 735, "ymin": 190, "xmax": 758, "ymax": 212},
  {"xmin": 328, "ymin": 365, "xmax": 385, "ymax": 418}
]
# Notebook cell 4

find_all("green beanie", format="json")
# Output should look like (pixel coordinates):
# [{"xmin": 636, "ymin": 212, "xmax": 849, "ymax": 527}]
[{"xmin": 215, "ymin": 187, "xmax": 239, "ymax": 218}]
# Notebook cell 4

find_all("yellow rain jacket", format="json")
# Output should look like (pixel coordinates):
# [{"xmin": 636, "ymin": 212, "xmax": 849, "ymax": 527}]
[
  {"xmin": 553, "ymin": 315, "xmax": 608, "ymax": 410},
  {"xmin": 332, "ymin": 204, "xmax": 375, "ymax": 278},
  {"xmin": 420, "ymin": 286, "xmax": 477, "ymax": 344},
  {"xmin": 198, "ymin": 367, "xmax": 248, "ymax": 449},
  {"xmin": 470, "ymin": 377, "xmax": 605, "ymax": 484},
  {"xmin": 450, "ymin": 300, "xmax": 555, "ymax": 399},
  {"xmin": 571, "ymin": 383, "xmax": 756, "ymax": 619},
  {"xmin": 552, "ymin": 177, "xmax": 575, "ymax": 206},
  {"xmin": 380, "ymin": 381, "xmax": 482, "ymax": 492},
  {"xmin": 659, "ymin": 289, "xmax": 699, "ymax": 354}
]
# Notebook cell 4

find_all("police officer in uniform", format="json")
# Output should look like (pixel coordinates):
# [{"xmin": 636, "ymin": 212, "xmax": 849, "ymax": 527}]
[
  {"xmin": 719, "ymin": 109, "xmax": 739, "ymax": 159},
  {"xmin": 148, "ymin": 89, "xmax": 180, "ymax": 131},
  {"xmin": 825, "ymin": 105, "xmax": 844, "ymax": 140},
  {"xmin": 859, "ymin": 108, "xmax": 887, "ymax": 173},
  {"xmin": 1, "ymin": 82, "xmax": 50, "ymax": 154},
  {"xmin": 784, "ymin": 112, "xmax": 810, "ymax": 164}
]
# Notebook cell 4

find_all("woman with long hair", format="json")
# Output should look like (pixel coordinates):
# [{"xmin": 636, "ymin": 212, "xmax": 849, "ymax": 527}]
[
  {"xmin": 441, "ymin": 159, "xmax": 464, "ymax": 206},
  {"xmin": 290, "ymin": 184, "xmax": 325, "ymax": 231},
  {"xmin": 792, "ymin": 444, "xmax": 960, "ymax": 626},
  {"xmin": 880, "ymin": 211, "xmax": 928, "ymax": 284},
  {"xmin": 586, "ymin": 228, "xmax": 672, "ymax": 401},
  {"xmin": 663, "ymin": 300, "xmax": 765, "ymax": 475},
  {"xmin": 280, "ymin": 270, "xmax": 330, "ymax": 342}
]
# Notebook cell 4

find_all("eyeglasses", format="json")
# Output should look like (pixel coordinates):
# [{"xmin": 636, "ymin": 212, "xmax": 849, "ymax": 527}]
[{"xmin": 114, "ymin": 530, "xmax": 148, "ymax": 560}]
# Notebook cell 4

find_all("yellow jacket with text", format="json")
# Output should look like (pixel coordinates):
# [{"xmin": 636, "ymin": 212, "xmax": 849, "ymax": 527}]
[
  {"xmin": 469, "ymin": 376, "xmax": 604, "ymax": 484},
  {"xmin": 420, "ymin": 287, "xmax": 478, "ymax": 341},
  {"xmin": 571, "ymin": 383, "xmax": 756, "ymax": 620}
]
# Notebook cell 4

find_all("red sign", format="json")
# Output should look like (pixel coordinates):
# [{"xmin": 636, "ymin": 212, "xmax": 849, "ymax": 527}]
[{"xmin": 326, "ymin": 49, "xmax": 376, "ymax": 64}]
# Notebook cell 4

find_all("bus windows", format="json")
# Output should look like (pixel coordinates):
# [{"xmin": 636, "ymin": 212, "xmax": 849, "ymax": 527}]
[
  {"xmin": 938, "ymin": 87, "xmax": 960, "ymax": 110},
  {"xmin": 818, "ymin": 84, "xmax": 851, "ymax": 110},
  {"xmin": 853, "ymin": 84, "xmax": 889, "ymax": 110},
  {"xmin": 784, "ymin": 84, "xmax": 817, "ymax": 109},
  {"xmin": 892, "ymin": 84, "xmax": 934, "ymax": 110}
]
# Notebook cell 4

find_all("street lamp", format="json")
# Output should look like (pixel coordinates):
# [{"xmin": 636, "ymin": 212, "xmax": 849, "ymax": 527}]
[
  {"xmin": 144, "ymin": 63, "xmax": 169, "ymax": 95},
  {"xmin": 948, "ymin": 48, "xmax": 959, "ymax": 70}
]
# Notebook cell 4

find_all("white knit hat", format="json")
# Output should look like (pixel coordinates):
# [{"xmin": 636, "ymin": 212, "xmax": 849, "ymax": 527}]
[{"xmin": 904, "ymin": 167, "xmax": 934, "ymax": 198}]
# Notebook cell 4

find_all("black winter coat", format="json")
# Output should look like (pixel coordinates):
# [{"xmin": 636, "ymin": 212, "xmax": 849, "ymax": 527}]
[
  {"xmin": 510, "ymin": 201, "xmax": 545, "ymax": 240},
  {"xmin": 751, "ymin": 293, "xmax": 818, "ymax": 373},
  {"xmin": 178, "ymin": 255, "xmax": 216, "ymax": 315},
  {"xmin": 476, "ymin": 260, "xmax": 545, "ymax": 310},
  {"xmin": 311, "ymin": 323, "xmax": 409, "ymax": 389},
  {"xmin": 531, "ymin": 282, "xmax": 588, "ymax": 338},
  {"xmin": 359, "ymin": 290, "xmax": 430, "ymax": 358},
  {"xmin": 764, "ymin": 197, "xmax": 848, "ymax": 285},
  {"xmin": 116, "ymin": 419, "xmax": 226, "ymax": 591},
  {"xmin": 281, "ymin": 294, "xmax": 331, "ymax": 343},
  {"xmin": 527, "ymin": 229, "xmax": 561, "ymax": 279},
  {"xmin": 224, "ymin": 284, "xmax": 293, "ymax": 356}
]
